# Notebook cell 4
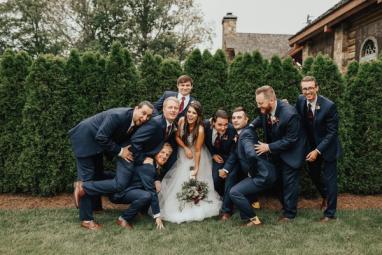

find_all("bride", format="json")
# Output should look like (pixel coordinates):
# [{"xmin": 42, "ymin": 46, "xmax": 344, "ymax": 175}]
[{"xmin": 159, "ymin": 100, "xmax": 222, "ymax": 223}]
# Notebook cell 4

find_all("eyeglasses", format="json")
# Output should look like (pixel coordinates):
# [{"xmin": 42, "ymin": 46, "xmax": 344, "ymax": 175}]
[{"xmin": 302, "ymin": 87, "xmax": 316, "ymax": 92}]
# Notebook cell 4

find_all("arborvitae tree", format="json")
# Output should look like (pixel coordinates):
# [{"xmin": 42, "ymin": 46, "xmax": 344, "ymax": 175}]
[
  {"xmin": 183, "ymin": 48, "xmax": 203, "ymax": 95},
  {"xmin": 158, "ymin": 58, "xmax": 182, "ymax": 92},
  {"xmin": 66, "ymin": 49, "xmax": 83, "ymax": 126},
  {"xmin": 343, "ymin": 60, "xmax": 382, "ymax": 194},
  {"xmin": 265, "ymin": 55, "xmax": 285, "ymax": 99},
  {"xmin": 138, "ymin": 52, "xmax": 162, "ymax": 102},
  {"xmin": 0, "ymin": 50, "xmax": 31, "ymax": 192},
  {"xmin": 301, "ymin": 56, "xmax": 314, "ymax": 76},
  {"xmin": 310, "ymin": 54, "xmax": 344, "ymax": 105},
  {"xmin": 104, "ymin": 42, "xmax": 138, "ymax": 108},
  {"xmin": 18, "ymin": 55, "xmax": 73, "ymax": 195},
  {"xmin": 281, "ymin": 57, "xmax": 302, "ymax": 104}
]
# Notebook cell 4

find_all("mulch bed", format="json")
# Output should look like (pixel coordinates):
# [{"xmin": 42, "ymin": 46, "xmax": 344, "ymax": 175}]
[{"xmin": 1, "ymin": 193, "xmax": 381, "ymax": 210}]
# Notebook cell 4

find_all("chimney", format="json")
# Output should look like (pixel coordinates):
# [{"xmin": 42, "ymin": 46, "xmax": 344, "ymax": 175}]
[{"xmin": 222, "ymin": 12, "xmax": 237, "ymax": 36}]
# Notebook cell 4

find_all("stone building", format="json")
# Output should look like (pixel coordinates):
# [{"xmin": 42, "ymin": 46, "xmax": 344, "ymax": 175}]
[
  {"xmin": 288, "ymin": 0, "xmax": 382, "ymax": 72},
  {"xmin": 222, "ymin": 13, "xmax": 291, "ymax": 61}
]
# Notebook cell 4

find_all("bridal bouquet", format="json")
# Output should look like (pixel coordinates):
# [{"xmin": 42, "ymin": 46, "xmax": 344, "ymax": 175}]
[{"xmin": 176, "ymin": 177, "xmax": 209, "ymax": 211}]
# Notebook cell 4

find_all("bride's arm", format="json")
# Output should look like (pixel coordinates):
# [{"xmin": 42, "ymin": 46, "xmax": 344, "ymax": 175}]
[
  {"xmin": 175, "ymin": 117, "xmax": 193, "ymax": 159},
  {"xmin": 192, "ymin": 125, "xmax": 205, "ymax": 176}
]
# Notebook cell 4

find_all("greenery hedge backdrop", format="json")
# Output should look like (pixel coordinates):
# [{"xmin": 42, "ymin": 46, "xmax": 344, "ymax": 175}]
[{"xmin": 0, "ymin": 42, "xmax": 381, "ymax": 196}]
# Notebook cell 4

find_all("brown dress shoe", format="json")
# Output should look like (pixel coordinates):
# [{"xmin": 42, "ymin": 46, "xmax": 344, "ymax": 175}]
[
  {"xmin": 81, "ymin": 220, "xmax": 101, "ymax": 230},
  {"xmin": 319, "ymin": 216, "xmax": 336, "ymax": 223},
  {"xmin": 320, "ymin": 198, "xmax": 327, "ymax": 211},
  {"xmin": 277, "ymin": 216, "xmax": 293, "ymax": 223},
  {"xmin": 73, "ymin": 181, "xmax": 85, "ymax": 208},
  {"xmin": 116, "ymin": 218, "xmax": 133, "ymax": 230},
  {"xmin": 221, "ymin": 213, "xmax": 231, "ymax": 221},
  {"xmin": 242, "ymin": 216, "xmax": 262, "ymax": 227}
]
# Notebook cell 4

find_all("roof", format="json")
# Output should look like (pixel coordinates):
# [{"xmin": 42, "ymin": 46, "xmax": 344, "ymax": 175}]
[{"xmin": 224, "ymin": 33, "xmax": 292, "ymax": 59}]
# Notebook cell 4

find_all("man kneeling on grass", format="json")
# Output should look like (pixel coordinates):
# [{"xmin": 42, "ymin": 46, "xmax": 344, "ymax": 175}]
[{"xmin": 82, "ymin": 143, "xmax": 172, "ymax": 230}]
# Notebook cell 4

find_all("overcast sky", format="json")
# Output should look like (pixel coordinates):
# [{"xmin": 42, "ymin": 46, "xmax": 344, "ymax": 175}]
[{"xmin": 196, "ymin": 0, "xmax": 339, "ymax": 51}]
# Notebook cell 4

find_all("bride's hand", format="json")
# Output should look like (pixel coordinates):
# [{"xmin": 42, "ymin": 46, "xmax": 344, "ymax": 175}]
[
  {"xmin": 190, "ymin": 169, "xmax": 198, "ymax": 179},
  {"xmin": 184, "ymin": 147, "xmax": 193, "ymax": 159}
]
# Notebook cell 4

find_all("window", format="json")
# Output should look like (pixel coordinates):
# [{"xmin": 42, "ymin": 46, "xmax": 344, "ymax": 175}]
[{"xmin": 360, "ymin": 37, "xmax": 378, "ymax": 62}]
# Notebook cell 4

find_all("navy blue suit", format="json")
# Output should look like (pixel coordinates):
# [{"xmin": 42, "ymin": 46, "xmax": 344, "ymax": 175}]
[
  {"xmin": 229, "ymin": 128, "xmax": 277, "ymax": 220},
  {"xmin": 204, "ymin": 119, "xmax": 238, "ymax": 213},
  {"xmin": 250, "ymin": 100, "xmax": 306, "ymax": 218},
  {"xmin": 110, "ymin": 163, "xmax": 160, "ymax": 222},
  {"xmin": 68, "ymin": 108, "xmax": 135, "ymax": 221},
  {"xmin": 296, "ymin": 95, "xmax": 341, "ymax": 218}
]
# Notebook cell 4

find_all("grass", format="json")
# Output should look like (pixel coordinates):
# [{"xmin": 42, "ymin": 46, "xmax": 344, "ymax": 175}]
[{"xmin": 0, "ymin": 208, "xmax": 381, "ymax": 255}]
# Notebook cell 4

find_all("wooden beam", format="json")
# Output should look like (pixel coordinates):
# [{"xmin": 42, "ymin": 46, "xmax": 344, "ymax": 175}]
[
  {"xmin": 289, "ymin": 0, "xmax": 376, "ymax": 46},
  {"xmin": 324, "ymin": 25, "xmax": 333, "ymax": 33}
]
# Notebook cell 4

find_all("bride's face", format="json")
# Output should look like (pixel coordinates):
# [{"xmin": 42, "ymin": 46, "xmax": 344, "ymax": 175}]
[{"xmin": 186, "ymin": 106, "xmax": 198, "ymax": 124}]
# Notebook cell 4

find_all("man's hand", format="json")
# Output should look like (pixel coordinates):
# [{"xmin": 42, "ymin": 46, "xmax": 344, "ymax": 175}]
[
  {"xmin": 155, "ymin": 180, "xmax": 161, "ymax": 193},
  {"xmin": 184, "ymin": 147, "xmax": 193, "ymax": 159},
  {"xmin": 155, "ymin": 218, "xmax": 165, "ymax": 230},
  {"xmin": 219, "ymin": 169, "xmax": 228, "ymax": 179},
  {"xmin": 143, "ymin": 157, "xmax": 154, "ymax": 164},
  {"xmin": 254, "ymin": 142, "xmax": 270, "ymax": 155},
  {"xmin": 120, "ymin": 145, "xmax": 133, "ymax": 162},
  {"xmin": 212, "ymin": 154, "xmax": 224, "ymax": 164},
  {"xmin": 306, "ymin": 149, "xmax": 319, "ymax": 162}
]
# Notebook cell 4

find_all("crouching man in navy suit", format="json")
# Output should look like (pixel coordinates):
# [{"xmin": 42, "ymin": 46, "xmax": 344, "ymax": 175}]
[
  {"xmin": 250, "ymin": 86, "xmax": 306, "ymax": 222},
  {"xmin": 296, "ymin": 76, "xmax": 342, "ymax": 222},
  {"xmin": 226, "ymin": 127, "xmax": 277, "ymax": 226},
  {"xmin": 110, "ymin": 143, "xmax": 173, "ymax": 230},
  {"xmin": 69, "ymin": 101, "xmax": 154, "ymax": 230}
]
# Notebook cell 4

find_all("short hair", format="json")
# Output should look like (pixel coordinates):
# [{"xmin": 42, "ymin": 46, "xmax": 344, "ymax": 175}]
[
  {"xmin": 255, "ymin": 85, "xmax": 276, "ymax": 100},
  {"xmin": 163, "ymin": 96, "xmax": 180, "ymax": 108},
  {"xmin": 301, "ymin": 75, "xmax": 317, "ymax": 86},
  {"xmin": 212, "ymin": 109, "xmax": 229, "ymax": 122},
  {"xmin": 138, "ymin": 100, "xmax": 154, "ymax": 110},
  {"xmin": 232, "ymin": 106, "xmax": 248, "ymax": 118},
  {"xmin": 177, "ymin": 75, "xmax": 193, "ymax": 86},
  {"xmin": 161, "ymin": 142, "xmax": 173, "ymax": 153}
]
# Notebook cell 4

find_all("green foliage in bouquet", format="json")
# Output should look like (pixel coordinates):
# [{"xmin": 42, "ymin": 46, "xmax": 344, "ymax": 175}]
[{"xmin": 176, "ymin": 178, "xmax": 209, "ymax": 211}]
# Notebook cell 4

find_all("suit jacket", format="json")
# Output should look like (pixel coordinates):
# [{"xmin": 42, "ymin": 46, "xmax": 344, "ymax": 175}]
[
  {"xmin": 250, "ymin": 99, "xmax": 306, "ymax": 169},
  {"xmin": 130, "ymin": 114, "xmax": 175, "ymax": 165},
  {"xmin": 153, "ymin": 91, "xmax": 195, "ymax": 120},
  {"xmin": 296, "ymin": 95, "xmax": 342, "ymax": 161},
  {"xmin": 225, "ymin": 127, "xmax": 277, "ymax": 185},
  {"xmin": 68, "ymin": 108, "xmax": 134, "ymax": 158},
  {"xmin": 203, "ymin": 119, "xmax": 237, "ymax": 161}
]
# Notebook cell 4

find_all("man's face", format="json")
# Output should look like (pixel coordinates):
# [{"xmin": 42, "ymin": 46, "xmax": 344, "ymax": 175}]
[
  {"xmin": 213, "ymin": 117, "xmax": 228, "ymax": 136},
  {"xmin": 155, "ymin": 146, "xmax": 172, "ymax": 166},
  {"xmin": 231, "ymin": 111, "xmax": 248, "ymax": 130},
  {"xmin": 301, "ymin": 80, "xmax": 318, "ymax": 102},
  {"xmin": 256, "ymin": 93, "xmax": 274, "ymax": 115},
  {"xmin": 133, "ymin": 105, "xmax": 153, "ymax": 126},
  {"xmin": 177, "ymin": 81, "xmax": 193, "ymax": 96},
  {"xmin": 163, "ymin": 100, "xmax": 179, "ymax": 122}
]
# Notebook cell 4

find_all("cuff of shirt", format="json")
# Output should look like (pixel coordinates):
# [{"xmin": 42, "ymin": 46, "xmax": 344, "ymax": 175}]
[
  {"xmin": 118, "ymin": 148, "xmax": 123, "ymax": 157},
  {"xmin": 153, "ymin": 213, "xmax": 161, "ymax": 219},
  {"xmin": 315, "ymin": 148, "xmax": 321, "ymax": 155},
  {"xmin": 223, "ymin": 169, "xmax": 229, "ymax": 174}
]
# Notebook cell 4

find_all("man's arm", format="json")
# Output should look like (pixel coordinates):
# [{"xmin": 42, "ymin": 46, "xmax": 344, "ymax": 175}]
[
  {"xmin": 136, "ymin": 164, "xmax": 161, "ymax": 217},
  {"xmin": 316, "ymin": 104, "xmax": 339, "ymax": 154},
  {"xmin": 95, "ymin": 113, "xmax": 123, "ymax": 156},
  {"xmin": 130, "ymin": 120, "xmax": 159, "ymax": 165},
  {"xmin": 268, "ymin": 115, "xmax": 300, "ymax": 153}
]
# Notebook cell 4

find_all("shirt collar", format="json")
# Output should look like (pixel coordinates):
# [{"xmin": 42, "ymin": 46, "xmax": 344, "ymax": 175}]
[
  {"xmin": 178, "ymin": 93, "xmax": 190, "ymax": 101},
  {"xmin": 307, "ymin": 96, "xmax": 318, "ymax": 109}
]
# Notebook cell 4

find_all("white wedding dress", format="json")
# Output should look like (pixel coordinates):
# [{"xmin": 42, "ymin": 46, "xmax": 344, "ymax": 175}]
[{"xmin": 159, "ymin": 130, "xmax": 222, "ymax": 224}]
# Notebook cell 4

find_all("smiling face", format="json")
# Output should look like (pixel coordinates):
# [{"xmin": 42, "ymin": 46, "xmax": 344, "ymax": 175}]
[
  {"xmin": 186, "ymin": 105, "xmax": 199, "ymax": 125},
  {"xmin": 256, "ymin": 93, "xmax": 275, "ymax": 115},
  {"xmin": 133, "ymin": 105, "xmax": 153, "ymax": 126},
  {"xmin": 163, "ymin": 98, "xmax": 179, "ymax": 122},
  {"xmin": 301, "ymin": 80, "xmax": 319, "ymax": 102},
  {"xmin": 177, "ymin": 81, "xmax": 193, "ymax": 96},
  {"xmin": 213, "ymin": 117, "xmax": 228, "ymax": 136},
  {"xmin": 231, "ymin": 111, "xmax": 248, "ymax": 130},
  {"xmin": 155, "ymin": 145, "xmax": 172, "ymax": 166}
]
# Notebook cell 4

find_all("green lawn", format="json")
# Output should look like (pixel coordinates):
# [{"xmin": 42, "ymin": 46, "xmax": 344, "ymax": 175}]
[{"xmin": 1, "ymin": 208, "xmax": 381, "ymax": 255}]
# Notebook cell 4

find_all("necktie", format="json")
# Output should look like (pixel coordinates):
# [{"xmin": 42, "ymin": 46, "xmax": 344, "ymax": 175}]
[
  {"xmin": 165, "ymin": 125, "xmax": 172, "ymax": 140},
  {"xmin": 127, "ymin": 125, "xmax": 137, "ymax": 136},
  {"xmin": 179, "ymin": 96, "xmax": 185, "ymax": 113},
  {"xmin": 267, "ymin": 114, "xmax": 272, "ymax": 126},
  {"xmin": 307, "ymin": 103, "xmax": 314, "ymax": 121},
  {"xmin": 214, "ymin": 134, "xmax": 221, "ymax": 149}
]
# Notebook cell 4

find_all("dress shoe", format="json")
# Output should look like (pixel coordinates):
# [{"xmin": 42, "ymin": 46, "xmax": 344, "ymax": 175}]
[
  {"xmin": 277, "ymin": 216, "xmax": 293, "ymax": 223},
  {"xmin": 220, "ymin": 213, "xmax": 231, "ymax": 221},
  {"xmin": 320, "ymin": 198, "xmax": 327, "ymax": 211},
  {"xmin": 81, "ymin": 220, "xmax": 101, "ymax": 230},
  {"xmin": 319, "ymin": 216, "xmax": 336, "ymax": 223},
  {"xmin": 116, "ymin": 217, "xmax": 133, "ymax": 230},
  {"xmin": 242, "ymin": 216, "xmax": 262, "ymax": 227},
  {"xmin": 73, "ymin": 181, "xmax": 85, "ymax": 208},
  {"xmin": 252, "ymin": 201, "xmax": 261, "ymax": 209}
]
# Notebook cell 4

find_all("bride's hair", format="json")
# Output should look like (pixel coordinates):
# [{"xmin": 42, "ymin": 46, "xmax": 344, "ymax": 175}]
[{"xmin": 182, "ymin": 100, "xmax": 203, "ymax": 145}]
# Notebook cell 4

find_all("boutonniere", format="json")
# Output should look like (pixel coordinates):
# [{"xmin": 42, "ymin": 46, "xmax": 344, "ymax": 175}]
[
  {"xmin": 172, "ymin": 126, "xmax": 178, "ymax": 132},
  {"xmin": 315, "ymin": 104, "xmax": 320, "ymax": 110},
  {"xmin": 222, "ymin": 134, "xmax": 228, "ymax": 140},
  {"xmin": 233, "ymin": 135, "xmax": 238, "ymax": 143},
  {"xmin": 270, "ymin": 116, "xmax": 280, "ymax": 125}
]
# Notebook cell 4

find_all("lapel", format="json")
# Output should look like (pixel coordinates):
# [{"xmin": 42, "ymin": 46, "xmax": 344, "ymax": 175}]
[
  {"xmin": 314, "ymin": 95, "xmax": 323, "ymax": 127},
  {"xmin": 300, "ymin": 97, "xmax": 307, "ymax": 118},
  {"xmin": 272, "ymin": 100, "xmax": 282, "ymax": 133}
]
